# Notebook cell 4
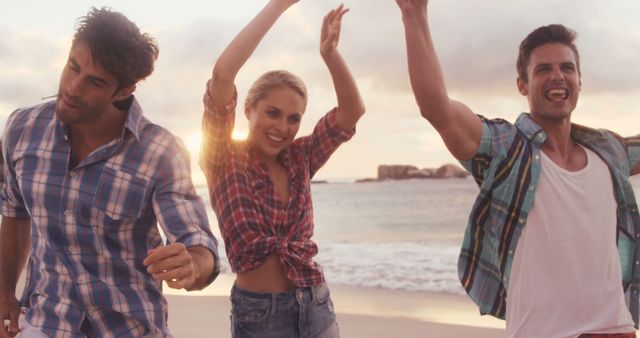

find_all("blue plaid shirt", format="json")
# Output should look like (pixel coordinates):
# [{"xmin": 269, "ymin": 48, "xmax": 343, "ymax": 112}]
[
  {"xmin": 459, "ymin": 113, "xmax": 640, "ymax": 327},
  {"xmin": 1, "ymin": 98, "xmax": 219, "ymax": 337}
]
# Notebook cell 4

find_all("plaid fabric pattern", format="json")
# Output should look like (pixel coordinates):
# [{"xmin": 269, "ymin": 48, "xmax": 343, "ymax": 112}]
[
  {"xmin": 0, "ymin": 98, "xmax": 219, "ymax": 338},
  {"xmin": 459, "ymin": 113, "xmax": 640, "ymax": 327},
  {"xmin": 200, "ymin": 81, "xmax": 354, "ymax": 287}
]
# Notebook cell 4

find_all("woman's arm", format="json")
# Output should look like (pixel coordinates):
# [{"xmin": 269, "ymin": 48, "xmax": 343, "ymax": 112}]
[
  {"xmin": 210, "ymin": 0, "xmax": 300, "ymax": 104},
  {"xmin": 320, "ymin": 4, "xmax": 365, "ymax": 132}
]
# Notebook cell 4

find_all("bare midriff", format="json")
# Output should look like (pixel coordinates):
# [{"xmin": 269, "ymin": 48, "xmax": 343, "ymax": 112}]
[{"xmin": 235, "ymin": 253, "xmax": 296, "ymax": 292}]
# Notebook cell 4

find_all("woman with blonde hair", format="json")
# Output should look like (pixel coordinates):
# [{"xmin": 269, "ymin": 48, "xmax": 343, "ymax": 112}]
[{"xmin": 200, "ymin": 0, "xmax": 365, "ymax": 337}]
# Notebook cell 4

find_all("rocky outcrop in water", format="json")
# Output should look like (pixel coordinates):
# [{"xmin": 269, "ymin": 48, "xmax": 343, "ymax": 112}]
[{"xmin": 375, "ymin": 163, "xmax": 469, "ymax": 180}]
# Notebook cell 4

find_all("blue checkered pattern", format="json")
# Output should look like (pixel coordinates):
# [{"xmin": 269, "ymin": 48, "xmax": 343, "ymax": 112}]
[
  {"xmin": 459, "ymin": 113, "xmax": 640, "ymax": 328},
  {"xmin": 1, "ymin": 98, "xmax": 219, "ymax": 337}
]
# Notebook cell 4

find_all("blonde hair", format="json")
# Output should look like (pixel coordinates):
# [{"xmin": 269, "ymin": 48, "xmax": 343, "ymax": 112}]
[{"xmin": 245, "ymin": 70, "xmax": 308, "ymax": 109}]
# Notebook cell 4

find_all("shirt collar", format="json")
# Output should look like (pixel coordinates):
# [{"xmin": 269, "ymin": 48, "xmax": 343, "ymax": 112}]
[
  {"xmin": 514, "ymin": 113, "xmax": 547, "ymax": 144},
  {"xmin": 121, "ymin": 95, "xmax": 143, "ymax": 141},
  {"xmin": 514, "ymin": 112, "xmax": 607, "ymax": 145},
  {"xmin": 58, "ymin": 95, "xmax": 144, "ymax": 141}
]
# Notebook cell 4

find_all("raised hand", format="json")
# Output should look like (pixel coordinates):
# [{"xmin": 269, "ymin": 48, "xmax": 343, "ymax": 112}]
[
  {"xmin": 396, "ymin": 0, "xmax": 428, "ymax": 11},
  {"xmin": 320, "ymin": 4, "xmax": 349, "ymax": 60}
]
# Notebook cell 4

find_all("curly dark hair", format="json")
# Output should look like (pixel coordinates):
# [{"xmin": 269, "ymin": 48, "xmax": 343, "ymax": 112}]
[
  {"xmin": 517, "ymin": 24, "xmax": 580, "ymax": 83},
  {"xmin": 72, "ymin": 7, "xmax": 159, "ymax": 89}
]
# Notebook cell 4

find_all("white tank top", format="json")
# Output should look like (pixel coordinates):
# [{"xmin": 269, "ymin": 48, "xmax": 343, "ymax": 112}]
[{"xmin": 506, "ymin": 146, "xmax": 635, "ymax": 338}]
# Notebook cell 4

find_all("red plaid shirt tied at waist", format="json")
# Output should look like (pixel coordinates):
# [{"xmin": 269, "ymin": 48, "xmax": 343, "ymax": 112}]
[{"xmin": 200, "ymin": 81, "xmax": 354, "ymax": 287}]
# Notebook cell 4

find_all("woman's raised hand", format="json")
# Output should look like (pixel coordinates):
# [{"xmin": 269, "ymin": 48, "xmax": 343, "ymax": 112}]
[{"xmin": 320, "ymin": 4, "xmax": 349, "ymax": 60}]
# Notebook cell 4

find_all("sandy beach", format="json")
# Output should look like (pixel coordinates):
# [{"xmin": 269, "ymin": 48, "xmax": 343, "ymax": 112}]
[
  {"xmin": 15, "ymin": 272, "xmax": 505, "ymax": 337},
  {"xmin": 165, "ymin": 274, "xmax": 505, "ymax": 338}
]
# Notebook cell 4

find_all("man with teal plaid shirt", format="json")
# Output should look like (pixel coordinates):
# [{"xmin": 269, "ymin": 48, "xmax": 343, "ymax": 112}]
[{"xmin": 397, "ymin": 1, "xmax": 640, "ymax": 337}]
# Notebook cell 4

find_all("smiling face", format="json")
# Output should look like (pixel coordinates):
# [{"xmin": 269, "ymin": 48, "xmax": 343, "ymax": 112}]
[
  {"xmin": 245, "ymin": 86, "xmax": 306, "ymax": 162},
  {"xmin": 517, "ymin": 42, "xmax": 581, "ymax": 123}
]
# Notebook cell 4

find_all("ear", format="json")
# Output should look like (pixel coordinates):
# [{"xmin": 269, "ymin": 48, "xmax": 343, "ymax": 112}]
[
  {"xmin": 579, "ymin": 77, "xmax": 582, "ymax": 92},
  {"xmin": 517, "ymin": 77, "xmax": 528, "ymax": 96},
  {"xmin": 244, "ymin": 102, "xmax": 252, "ymax": 120},
  {"xmin": 114, "ymin": 84, "xmax": 136, "ymax": 101}
]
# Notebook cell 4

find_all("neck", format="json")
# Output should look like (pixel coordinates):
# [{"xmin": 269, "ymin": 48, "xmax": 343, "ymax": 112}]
[
  {"xmin": 257, "ymin": 150, "xmax": 279, "ymax": 167},
  {"xmin": 68, "ymin": 105, "xmax": 126, "ymax": 161},
  {"xmin": 531, "ymin": 114, "xmax": 575, "ymax": 159}
]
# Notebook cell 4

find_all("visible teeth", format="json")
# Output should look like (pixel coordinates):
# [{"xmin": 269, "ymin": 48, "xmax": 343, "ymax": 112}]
[
  {"xmin": 546, "ymin": 88, "xmax": 568, "ymax": 100},
  {"xmin": 266, "ymin": 134, "xmax": 285, "ymax": 142}
]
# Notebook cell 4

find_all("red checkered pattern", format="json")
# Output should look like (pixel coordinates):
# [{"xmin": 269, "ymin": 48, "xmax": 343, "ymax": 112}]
[{"xmin": 200, "ymin": 81, "xmax": 354, "ymax": 287}]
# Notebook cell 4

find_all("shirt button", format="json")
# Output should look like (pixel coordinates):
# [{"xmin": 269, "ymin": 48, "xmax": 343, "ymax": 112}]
[
  {"xmin": 508, "ymin": 250, "xmax": 514, "ymax": 255},
  {"xmin": 64, "ymin": 210, "xmax": 71, "ymax": 216},
  {"xmin": 534, "ymin": 155, "xmax": 540, "ymax": 160},
  {"xmin": 69, "ymin": 171, "xmax": 76, "ymax": 177},
  {"xmin": 68, "ymin": 246, "xmax": 76, "ymax": 254}
]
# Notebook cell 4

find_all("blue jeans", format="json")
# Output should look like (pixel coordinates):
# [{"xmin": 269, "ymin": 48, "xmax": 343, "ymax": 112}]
[
  {"xmin": 17, "ymin": 316, "xmax": 165, "ymax": 337},
  {"xmin": 230, "ymin": 282, "xmax": 339, "ymax": 338}
]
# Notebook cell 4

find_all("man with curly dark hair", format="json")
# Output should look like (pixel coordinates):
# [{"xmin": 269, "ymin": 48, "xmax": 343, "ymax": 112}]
[{"xmin": 0, "ymin": 8, "xmax": 220, "ymax": 338}]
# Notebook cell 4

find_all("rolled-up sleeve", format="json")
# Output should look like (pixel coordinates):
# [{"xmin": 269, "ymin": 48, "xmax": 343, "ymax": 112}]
[
  {"xmin": 295, "ymin": 108, "xmax": 355, "ymax": 178},
  {"xmin": 0, "ymin": 109, "xmax": 30, "ymax": 218},
  {"xmin": 199, "ymin": 80, "xmax": 237, "ymax": 181},
  {"xmin": 153, "ymin": 137, "xmax": 220, "ymax": 282}
]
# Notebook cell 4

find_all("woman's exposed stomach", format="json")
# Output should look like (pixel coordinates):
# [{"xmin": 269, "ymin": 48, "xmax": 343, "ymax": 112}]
[{"xmin": 235, "ymin": 253, "xmax": 296, "ymax": 292}]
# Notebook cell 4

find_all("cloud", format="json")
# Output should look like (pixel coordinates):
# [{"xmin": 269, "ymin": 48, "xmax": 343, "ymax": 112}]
[
  {"xmin": 1, "ymin": 1, "xmax": 639, "ymax": 179},
  {"xmin": 0, "ymin": 30, "xmax": 66, "ymax": 116}
]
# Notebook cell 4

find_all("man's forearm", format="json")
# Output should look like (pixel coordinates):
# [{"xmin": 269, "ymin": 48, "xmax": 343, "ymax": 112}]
[
  {"xmin": 402, "ymin": 11, "xmax": 451, "ymax": 123},
  {"xmin": 0, "ymin": 217, "xmax": 31, "ymax": 294}
]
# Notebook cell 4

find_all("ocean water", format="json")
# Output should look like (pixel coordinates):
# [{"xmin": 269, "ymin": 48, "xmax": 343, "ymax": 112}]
[{"xmin": 198, "ymin": 176, "xmax": 640, "ymax": 295}]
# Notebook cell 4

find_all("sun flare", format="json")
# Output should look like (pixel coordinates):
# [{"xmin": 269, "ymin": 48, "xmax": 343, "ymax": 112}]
[
  {"xmin": 185, "ymin": 131, "xmax": 202, "ymax": 155},
  {"xmin": 232, "ymin": 129, "xmax": 248, "ymax": 140},
  {"xmin": 184, "ymin": 129, "xmax": 248, "ymax": 157}
]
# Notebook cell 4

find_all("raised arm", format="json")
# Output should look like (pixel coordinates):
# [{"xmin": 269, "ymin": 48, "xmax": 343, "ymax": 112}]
[
  {"xmin": 396, "ymin": 0, "xmax": 482, "ymax": 160},
  {"xmin": 320, "ymin": 5, "xmax": 365, "ymax": 132},
  {"xmin": 211, "ymin": 0, "xmax": 299, "ymax": 104}
]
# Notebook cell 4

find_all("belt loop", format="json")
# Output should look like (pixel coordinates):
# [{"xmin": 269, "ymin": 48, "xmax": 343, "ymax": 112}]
[{"xmin": 271, "ymin": 292, "xmax": 277, "ymax": 315}]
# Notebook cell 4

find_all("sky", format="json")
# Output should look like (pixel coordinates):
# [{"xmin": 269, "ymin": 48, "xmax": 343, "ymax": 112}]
[{"xmin": 2, "ymin": 0, "xmax": 640, "ymax": 183}]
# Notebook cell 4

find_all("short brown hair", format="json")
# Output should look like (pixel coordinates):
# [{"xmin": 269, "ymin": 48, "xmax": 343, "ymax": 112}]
[
  {"xmin": 517, "ymin": 24, "xmax": 580, "ymax": 83},
  {"xmin": 72, "ymin": 7, "xmax": 159, "ymax": 88}
]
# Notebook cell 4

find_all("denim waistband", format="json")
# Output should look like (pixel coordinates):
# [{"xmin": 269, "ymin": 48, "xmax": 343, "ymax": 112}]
[{"xmin": 231, "ymin": 282, "xmax": 326, "ymax": 303}]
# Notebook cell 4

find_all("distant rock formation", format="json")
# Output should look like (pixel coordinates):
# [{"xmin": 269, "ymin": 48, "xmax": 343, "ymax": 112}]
[
  {"xmin": 375, "ymin": 163, "xmax": 469, "ymax": 180},
  {"xmin": 355, "ymin": 178, "xmax": 379, "ymax": 183},
  {"xmin": 377, "ymin": 165, "xmax": 418, "ymax": 180},
  {"xmin": 433, "ymin": 164, "xmax": 469, "ymax": 179}
]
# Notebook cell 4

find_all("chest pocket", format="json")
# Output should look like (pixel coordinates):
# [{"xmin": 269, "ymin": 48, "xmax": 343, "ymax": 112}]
[{"xmin": 94, "ymin": 167, "xmax": 150, "ymax": 220}]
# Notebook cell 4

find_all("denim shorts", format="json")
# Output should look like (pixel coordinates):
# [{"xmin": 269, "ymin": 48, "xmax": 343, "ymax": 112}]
[{"xmin": 230, "ymin": 282, "xmax": 339, "ymax": 338}]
